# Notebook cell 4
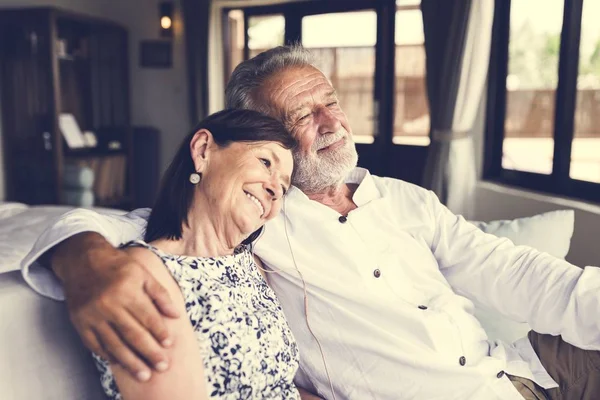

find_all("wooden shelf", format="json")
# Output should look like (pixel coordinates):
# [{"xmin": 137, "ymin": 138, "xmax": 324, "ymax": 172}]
[{"xmin": 0, "ymin": 7, "xmax": 132, "ymax": 208}]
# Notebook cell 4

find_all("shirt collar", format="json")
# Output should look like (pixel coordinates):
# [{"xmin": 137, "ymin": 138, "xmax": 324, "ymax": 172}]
[
  {"xmin": 286, "ymin": 167, "xmax": 382, "ymax": 207},
  {"xmin": 346, "ymin": 168, "xmax": 381, "ymax": 207}
]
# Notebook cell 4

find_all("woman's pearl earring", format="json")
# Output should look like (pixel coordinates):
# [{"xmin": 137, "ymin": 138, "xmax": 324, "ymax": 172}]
[{"xmin": 189, "ymin": 172, "xmax": 201, "ymax": 185}]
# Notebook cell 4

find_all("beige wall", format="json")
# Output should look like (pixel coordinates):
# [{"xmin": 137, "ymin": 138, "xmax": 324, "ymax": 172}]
[{"xmin": 0, "ymin": 0, "xmax": 190, "ymax": 201}]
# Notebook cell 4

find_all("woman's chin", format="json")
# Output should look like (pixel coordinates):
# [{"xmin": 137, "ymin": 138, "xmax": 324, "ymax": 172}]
[{"xmin": 236, "ymin": 217, "xmax": 263, "ymax": 241}]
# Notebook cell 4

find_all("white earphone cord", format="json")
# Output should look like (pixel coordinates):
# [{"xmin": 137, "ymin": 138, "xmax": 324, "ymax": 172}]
[{"xmin": 255, "ymin": 198, "xmax": 337, "ymax": 400}]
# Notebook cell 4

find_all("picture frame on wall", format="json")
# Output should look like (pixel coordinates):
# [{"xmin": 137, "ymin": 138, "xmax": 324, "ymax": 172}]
[{"xmin": 139, "ymin": 40, "xmax": 172, "ymax": 68}]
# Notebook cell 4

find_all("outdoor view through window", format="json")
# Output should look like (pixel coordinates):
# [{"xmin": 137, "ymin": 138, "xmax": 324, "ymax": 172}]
[
  {"xmin": 226, "ymin": 1, "xmax": 600, "ymax": 184},
  {"xmin": 504, "ymin": 0, "xmax": 600, "ymax": 184}
]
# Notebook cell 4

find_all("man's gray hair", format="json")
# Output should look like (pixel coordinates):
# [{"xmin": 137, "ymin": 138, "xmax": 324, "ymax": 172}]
[{"xmin": 225, "ymin": 44, "xmax": 317, "ymax": 114}]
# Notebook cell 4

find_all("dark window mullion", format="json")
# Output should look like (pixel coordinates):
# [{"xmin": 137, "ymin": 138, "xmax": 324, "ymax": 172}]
[
  {"xmin": 375, "ymin": 0, "xmax": 395, "ymax": 151},
  {"xmin": 283, "ymin": 7, "xmax": 301, "ymax": 45},
  {"xmin": 483, "ymin": 0, "xmax": 511, "ymax": 179},
  {"xmin": 551, "ymin": 0, "xmax": 583, "ymax": 188}
]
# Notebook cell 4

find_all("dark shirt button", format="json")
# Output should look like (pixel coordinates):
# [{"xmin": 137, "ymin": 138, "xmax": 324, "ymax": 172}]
[
  {"xmin": 373, "ymin": 269, "xmax": 381, "ymax": 278},
  {"xmin": 418, "ymin": 305, "xmax": 428, "ymax": 310},
  {"xmin": 338, "ymin": 215, "xmax": 347, "ymax": 223},
  {"xmin": 459, "ymin": 356, "xmax": 466, "ymax": 366},
  {"xmin": 497, "ymin": 371, "xmax": 505, "ymax": 379}
]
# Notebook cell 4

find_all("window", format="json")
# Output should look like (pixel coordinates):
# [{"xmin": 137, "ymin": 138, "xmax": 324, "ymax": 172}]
[
  {"xmin": 393, "ymin": 2, "xmax": 429, "ymax": 146},
  {"xmin": 248, "ymin": 14, "xmax": 285, "ymax": 59},
  {"xmin": 502, "ymin": 0, "xmax": 564, "ymax": 175},
  {"xmin": 485, "ymin": 0, "xmax": 600, "ymax": 202},
  {"xmin": 225, "ymin": 10, "xmax": 244, "ymax": 81},
  {"xmin": 571, "ymin": 0, "xmax": 600, "ymax": 184},
  {"xmin": 221, "ymin": 0, "xmax": 432, "ymax": 184},
  {"xmin": 302, "ymin": 11, "xmax": 377, "ymax": 143},
  {"xmin": 225, "ymin": 12, "xmax": 285, "ymax": 82}
]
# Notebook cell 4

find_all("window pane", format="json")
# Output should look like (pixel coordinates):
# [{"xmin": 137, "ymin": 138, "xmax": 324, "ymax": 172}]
[
  {"xmin": 394, "ymin": 8, "xmax": 429, "ymax": 146},
  {"xmin": 248, "ymin": 14, "xmax": 285, "ymax": 59},
  {"xmin": 570, "ymin": 0, "xmax": 600, "ymax": 183},
  {"xmin": 502, "ymin": 0, "xmax": 564, "ymax": 175},
  {"xmin": 226, "ymin": 10, "xmax": 244, "ymax": 81},
  {"xmin": 396, "ymin": 0, "xmax": 421, "ymax": 6},
  {"xmin": 302, "ymin": 11, "xmax": 377, "ymax": 142}
]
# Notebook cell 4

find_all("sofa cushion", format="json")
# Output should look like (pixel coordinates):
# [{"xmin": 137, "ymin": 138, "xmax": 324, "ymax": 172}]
[
  {"xmin": 471, "ymin": 210, "xmax": 575, "ymax": 343},
  {"xmin": 0, "ymin": 270, "xmax": 105, "ymax": 400},
  {"xmin": 472, "ymin": 209, "xmax": 575, "ymax": 259},
  {"xmin": 0, "ymin": 202, "xmax": 29, "ymax": 220}
]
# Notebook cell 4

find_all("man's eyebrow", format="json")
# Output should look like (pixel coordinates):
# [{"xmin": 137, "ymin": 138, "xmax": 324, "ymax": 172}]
[
  {"xmin": 325, "ymin": 89, "xmax": 337, "ymax": 98},
  {"xmin": 285, "ymin": 90, "xmax": 338, "ymax": 121},
  {"xmin": 286, "ymin": 103, "xmax": 310, "ymax": 120}
]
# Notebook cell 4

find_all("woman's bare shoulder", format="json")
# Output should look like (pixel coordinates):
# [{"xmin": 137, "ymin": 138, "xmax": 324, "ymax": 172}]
[{"xmin": 122, "ymin": 245, "xmax": 179, "ymax": 292}]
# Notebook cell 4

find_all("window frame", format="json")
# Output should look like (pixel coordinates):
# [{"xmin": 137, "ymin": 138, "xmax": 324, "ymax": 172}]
[
  {"xmin": 222, "ymin": 0, "xmax": 404, "ymax": 178},
  {"xmin": 222, "ymin": 0, "xmax": 435, "ymax": 184},
  {"xmin": 484, "ymin": 0, "xmax": 600, "ymax": 203}
]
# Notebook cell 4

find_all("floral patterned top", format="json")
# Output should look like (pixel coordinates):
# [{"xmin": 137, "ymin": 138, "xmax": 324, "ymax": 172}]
[{"xmin": 92, "ymin": 240, "xmax": 300, "ymax": 400}]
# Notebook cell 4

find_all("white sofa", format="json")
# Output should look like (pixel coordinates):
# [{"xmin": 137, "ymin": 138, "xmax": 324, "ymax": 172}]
[
  {"xmin": 0, "ymin": 270, "xmax": 106, "ymax": 400},
  {"xmin": 0, "ymin": 204, "xmax": 576, "ymax": 400},
  {"xmin": 0, "ymin": 203, "xmax": 126, "ymax": 400}
]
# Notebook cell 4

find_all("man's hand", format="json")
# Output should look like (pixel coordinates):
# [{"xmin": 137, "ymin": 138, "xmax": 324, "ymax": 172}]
[{"xmin": 51, "ymin": 233, "xmax": 180, "ymax": 381}]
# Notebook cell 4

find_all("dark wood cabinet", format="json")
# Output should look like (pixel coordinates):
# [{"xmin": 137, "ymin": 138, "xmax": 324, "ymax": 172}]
[{"xmin": 0, "ymin": 7, "xmax": 133, "ymax": 208}]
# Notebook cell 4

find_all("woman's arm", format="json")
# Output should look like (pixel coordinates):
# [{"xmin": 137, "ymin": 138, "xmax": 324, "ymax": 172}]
[
  {"xmin": 21, "ymin": 208, "xmax": 179, "ymax": 379},
  {"xmin": 110, "ymin": 247, "xmax": 208, "ymax": 400}
]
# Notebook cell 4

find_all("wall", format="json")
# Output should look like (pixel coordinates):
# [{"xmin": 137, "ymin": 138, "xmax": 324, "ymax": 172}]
[
  {"xmin": 0, "ymin": 0, "xmax": 190, "ymax": 201},
  {"xmin": 108, "ymin": 0, "xmax": 190, "ymax": 176}
]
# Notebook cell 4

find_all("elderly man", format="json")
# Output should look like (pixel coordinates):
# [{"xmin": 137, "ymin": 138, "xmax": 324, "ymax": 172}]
[{"xmin": 23, "ymin": 45, "xmax": 600, "ymax": 400}]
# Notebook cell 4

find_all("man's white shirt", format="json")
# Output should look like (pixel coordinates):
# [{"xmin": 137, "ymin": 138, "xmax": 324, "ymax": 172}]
[{"xmin": 22, "ymin": 168, "xmax": 600, "ymax": 400}]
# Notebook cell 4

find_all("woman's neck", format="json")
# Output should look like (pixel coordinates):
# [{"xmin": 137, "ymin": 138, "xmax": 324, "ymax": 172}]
[{"xmin": 153, "ymin": 200, "xmax": 240, "ymax": 258}]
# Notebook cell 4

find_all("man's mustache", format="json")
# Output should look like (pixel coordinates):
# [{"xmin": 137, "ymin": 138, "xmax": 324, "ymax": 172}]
[{"xmin": 313, "ymin": 129, "xmax": 348, "ymax": 151}]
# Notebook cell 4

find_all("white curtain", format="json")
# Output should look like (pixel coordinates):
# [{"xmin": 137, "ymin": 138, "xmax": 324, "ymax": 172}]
[
  {"xmin": 422, "ymin": 0, "xmax": 494, "ymax": 218},
  {"xmin": 448, "ymin": 0, "xmax": 493, "ymax": 217}
]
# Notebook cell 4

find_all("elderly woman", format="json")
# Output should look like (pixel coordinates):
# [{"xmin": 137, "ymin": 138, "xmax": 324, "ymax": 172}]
[{"xmin": 92, "ymin": 108, "xmax": 299, "ymax": 399}]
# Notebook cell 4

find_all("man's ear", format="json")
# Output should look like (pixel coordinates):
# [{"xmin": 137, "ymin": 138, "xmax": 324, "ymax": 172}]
[{"xmin": 190, "ymin": 129, "xmax": 214, "ymax": 173}]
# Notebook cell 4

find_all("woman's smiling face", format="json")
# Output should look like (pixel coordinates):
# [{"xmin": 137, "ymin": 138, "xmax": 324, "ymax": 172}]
[{"xmin": 196, "ymin": 137, "xmax": 293, "ymax": 240}]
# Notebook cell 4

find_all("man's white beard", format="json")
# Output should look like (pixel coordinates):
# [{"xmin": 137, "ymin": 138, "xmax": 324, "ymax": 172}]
[{"xmin": 292, "ymin": 130, "xmax": 359, "ymax": 194}]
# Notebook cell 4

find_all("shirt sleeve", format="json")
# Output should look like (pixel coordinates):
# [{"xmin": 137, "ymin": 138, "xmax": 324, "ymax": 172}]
[
  {"xmin": 21, "ymin": 207, "xmax": 150, "ymax": 301},
  {"xmin": 427, "ymin": 191, "xmax": 600, "ymax": 350}
]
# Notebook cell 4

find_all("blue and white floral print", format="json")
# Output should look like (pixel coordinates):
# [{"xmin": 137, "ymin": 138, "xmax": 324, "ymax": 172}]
[{"xmin": 92, "ymin": 240, "xmax": 300, "ymax": 400}]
